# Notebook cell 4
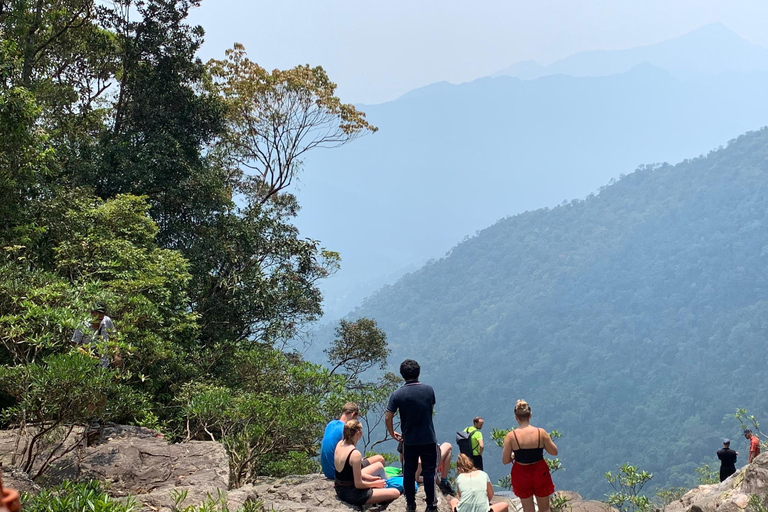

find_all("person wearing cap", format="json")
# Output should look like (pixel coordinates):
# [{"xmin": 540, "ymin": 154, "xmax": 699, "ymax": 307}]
[
  {"xmin": 72, "ymin": 304, "xmax": 114, "ymax": 367},
  {"xmin": 717, "ymin": 439, "xmax": 738, "ymax": 481},
  {"xmin": 745, "ymin": 430, "xmax": 761, "ymax": 463}
]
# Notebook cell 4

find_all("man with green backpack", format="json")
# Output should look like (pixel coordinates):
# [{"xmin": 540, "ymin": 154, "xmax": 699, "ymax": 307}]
[{"xmin": 459, "ymin": 417, "xmax": 485, "ymax": 470}]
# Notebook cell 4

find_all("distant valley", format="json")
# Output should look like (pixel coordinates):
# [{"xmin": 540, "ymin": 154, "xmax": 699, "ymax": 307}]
[
  {"xmin": 295, "ymin": 23, "xmax": 768, "ymax": 318},
  {"xmin": 310, "ymin": 127, "xmax": 768, "ymax": 498}
]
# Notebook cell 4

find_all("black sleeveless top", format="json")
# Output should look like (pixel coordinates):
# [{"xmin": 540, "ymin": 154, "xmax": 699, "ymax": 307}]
[
  {"xmin": 512, "ymin": 428, "xmax": 544, "ymax": 464},
  {"xmin": 335, "ymin": 449, "xmax": 356, "ymax": 483}
]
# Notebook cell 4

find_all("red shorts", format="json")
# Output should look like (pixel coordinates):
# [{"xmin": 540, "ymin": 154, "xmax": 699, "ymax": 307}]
[{"xmin": 510, "ymin": 459, "xmax": 555, "ymax": 499}]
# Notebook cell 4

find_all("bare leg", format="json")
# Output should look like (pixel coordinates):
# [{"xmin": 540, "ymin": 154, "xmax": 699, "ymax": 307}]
[
  {"xmin": 491, "ymin": 502, "xmax": 509, "ymax": 512},
  {"xmin": 535, "ymin": 495, "xmax": 551, "ymax": 512},
  {"xmin": 416, "ymin": 460, "xmax": 423, "ymax": 483},
  {"xmin": 438, "ymin": 442, "xmax": 452, "ymax": 479},
  {"xmin": 362, "ymin": 461, "xmax": 387, "ymax": 480},
  {"xmin": 366, "ymin": 488, "xmax": 402, "ymax": 504},
  {"xmin": 520, "ymin": 496, "xmax": 536, "ymax": 512},
  {"xmin": 367, "ymin": 454, "xmax": 385, "ymax": 465}
]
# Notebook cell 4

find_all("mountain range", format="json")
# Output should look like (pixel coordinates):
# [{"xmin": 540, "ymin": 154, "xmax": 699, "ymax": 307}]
[
  {"xmin": 494, "ymin": 22, "xmax": 768, "ymax": 79},
  {"xmin": 295, "ymin": 24, "xmax": 768, "ymax": 317},
  {"xmin": 318, "ymin": 127, "xmax": 768, "ymax": 498}
]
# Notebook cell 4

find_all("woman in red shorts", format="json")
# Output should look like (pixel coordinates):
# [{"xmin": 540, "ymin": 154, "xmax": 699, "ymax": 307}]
[{"xmin": 501, "ymin": 399, "xmax": 559, "ymax": 512}]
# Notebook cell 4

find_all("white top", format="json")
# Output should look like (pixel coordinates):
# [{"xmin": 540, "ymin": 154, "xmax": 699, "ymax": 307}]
[
  {"xmin": 456, "ymin": 470, "xmax": 491, "ymax": 512},
  {"xmin": 72, "ymin": 315, "xmax": 114, "ymax": 344}
]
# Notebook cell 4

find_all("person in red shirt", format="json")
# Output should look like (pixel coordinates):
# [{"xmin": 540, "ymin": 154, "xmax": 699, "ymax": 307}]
[{"xmin": 744, "ymin": 430, "xmax": 761, "ymax": 463}]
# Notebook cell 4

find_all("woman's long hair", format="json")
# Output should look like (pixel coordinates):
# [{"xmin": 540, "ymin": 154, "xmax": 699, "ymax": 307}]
[{"xmin": 456, "ymin": 453, "xmax": 477, "ymax": 473}]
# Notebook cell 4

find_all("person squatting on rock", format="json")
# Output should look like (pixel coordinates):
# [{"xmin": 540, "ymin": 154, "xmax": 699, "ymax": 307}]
[
  {"xmin": 333, "ymin": 419, "xmax": 401, "ymax": 506},
  {"xmin": 386, "ymin": 359, "xmax": 440, "ymax": 512},
  {"xmin": 717, "ymin": 438, "xmax": 738, "ymax": 482},
  {"xmin": 321, "ymin": 402, "xmax": 385, "ymax": 479},
  {"xmin": 745, "ymin": 429, "xmax": 761, "ymax": 464},
  {"xmin": 502, "ymin": 399, "xmax": 559, "ymax": 512},
  {"xmin": 463, "ymin": 417, "xmax": 485, "ymax": 470},
  {"xmin": 399, "ymin": 441, "xmax": 454, "ymax": 493},
  {"xmin": 450, "ymin": 453, "xmax": 509, "ymax": 512},
  {"xmin": 71, "ymin": 303, "xmax": 114, "ymax": 368}
]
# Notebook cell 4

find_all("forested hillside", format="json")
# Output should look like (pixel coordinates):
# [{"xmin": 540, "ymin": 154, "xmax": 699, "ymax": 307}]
[
  {"xmin": 0, "ymin": 0, "xmax": 393, "ymax": 487},
  {"xmin": 339, "ymin": 128, "xmax": 768, "ymax": 498},
  {"xmin": 296, "ymin": 61, "xmax": 768, "ymax": 317}
]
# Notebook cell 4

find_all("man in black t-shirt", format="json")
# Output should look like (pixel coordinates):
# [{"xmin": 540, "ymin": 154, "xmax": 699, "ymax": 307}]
[
  {"xmin": 386, "ymin": 359, "xmax": 439, "ymax": 512},
  {"xmin": 717, "ymin": 438, "xmax": 738, "ymax": 482}
]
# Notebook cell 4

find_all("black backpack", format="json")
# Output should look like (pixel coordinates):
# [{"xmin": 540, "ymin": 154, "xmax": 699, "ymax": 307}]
[{"xmin": 456, "ymin": 428, "xmax": 476, "ymax": 457}]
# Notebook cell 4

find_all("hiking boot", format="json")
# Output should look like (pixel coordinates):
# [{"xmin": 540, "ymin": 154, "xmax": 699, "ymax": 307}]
[
  {"xmin": 425, "ymin": 506, "xmax": 439, "ymax": 512},
  {"xmin": 405, "ymin": 505, "xmax": 417, "ymax": 512},
  {"xmin": 439, "ymin": 478, "xmax": 454, "ymax": 494}
]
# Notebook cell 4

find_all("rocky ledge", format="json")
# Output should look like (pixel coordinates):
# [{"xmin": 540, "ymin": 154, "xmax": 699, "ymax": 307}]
[
  {"xmin": 0, "ymin": 425, "xmax": 621, "ymax": 512},
  {"xmin": 666, "ymin": 452, "xmax": 768, "ymax": 512}
]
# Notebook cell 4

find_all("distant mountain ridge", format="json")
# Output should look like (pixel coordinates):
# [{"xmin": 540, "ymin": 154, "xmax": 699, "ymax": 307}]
[
  {"xmin": 494, "ymin": 23, "xmax": 768, "ymax": 79},
  {"xmin": 317, "ymin": 128, "xmax": 768, "ymax": 499},
  {"xmin": 295, "ymin": 61, "xmax": 768, "ymax": 318}
]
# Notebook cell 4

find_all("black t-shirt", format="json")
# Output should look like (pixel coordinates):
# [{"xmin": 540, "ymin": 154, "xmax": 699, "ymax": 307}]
[
  {"xmin": 387, "ymin": 381, "xmax": 436, "ymax": 446},
  {"xmin": 717, "ymin": 448, "xmax": 738, "ymax": 469}
]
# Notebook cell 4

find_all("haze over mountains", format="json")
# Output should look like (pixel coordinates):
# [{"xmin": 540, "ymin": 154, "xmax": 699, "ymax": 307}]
[
  {"xmin": 327, "ymin": 128, "xmax": 768, "ymax": 499},
  {"xmin": 293, "ymin": 23, "xmax": 768, "ymax": 318},
  {"xmin": 494, "ymin": 22, "xmax": 768, "ymax": 79}
]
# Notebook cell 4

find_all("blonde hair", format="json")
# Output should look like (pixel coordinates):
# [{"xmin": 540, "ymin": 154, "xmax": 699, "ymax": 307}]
[
  {"xmin": 342, "ymin": 419, "xmax": 362, "ymax": 443},
  {"xmin": 456, "ymin": 453, "xmax": 476, "ymax": 473},
  {"xmin": 514, "ymin": 399, "xmax": 531, "ymax": 419}
]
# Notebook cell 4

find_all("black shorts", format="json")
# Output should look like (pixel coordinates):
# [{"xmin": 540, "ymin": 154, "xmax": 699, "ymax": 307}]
[
  {"xmin": 335, "ymin": 483, "xmax": 372, "ymax": 507},
  {"xmin": 361, "ymin": 457, "xmax": 371, "ymax": 468}
]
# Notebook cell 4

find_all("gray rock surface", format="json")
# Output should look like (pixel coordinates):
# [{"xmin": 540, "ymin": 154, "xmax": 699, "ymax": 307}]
[
  {"xmin": 0, "ymin": 425, "xmax": 229, "ymax": 511},
  {"xmin": 665, "ymin": 452, "xmax": 768, "ymax": 512},
  {"xmin": 0, "ymin": 426, "xmax": 622, "ymax": 512}
]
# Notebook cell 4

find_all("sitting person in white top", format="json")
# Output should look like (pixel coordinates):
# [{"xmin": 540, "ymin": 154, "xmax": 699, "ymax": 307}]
[{"xmin": 450, "ymin": 454, "xmax": 508, "ymax": 512}]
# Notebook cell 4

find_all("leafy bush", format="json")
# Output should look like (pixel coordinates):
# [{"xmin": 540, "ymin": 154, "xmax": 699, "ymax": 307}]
[
  {"xmin": 694, "ymin": 463, "xmax": 718, "ymax": 485},
  {"xmin": 170, "ymin": 488, "xmax": 264, "ymax": 512},
  {"xmin": 22, "ymin": 480, "xmax": 136, "ymax": 512},
  {"xmin": 605, "ymin": 464, "xmax": 653, "ymax": 512},
  {"xmin": 655, "ymin": 487, "xmax": 688, "ymax": 508},
  {"xmin": 0, "ymin": 352, "xmax": 145, "ymax": 477}
]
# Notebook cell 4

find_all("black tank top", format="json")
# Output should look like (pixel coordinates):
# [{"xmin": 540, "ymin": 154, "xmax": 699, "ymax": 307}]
[
  {"xmin": 335, "ymin": 449, "xmax": 356, "ymax": 483},
  {"xmin": 512, "ymin": 428, "xmax": 544, "ymax": 464}
]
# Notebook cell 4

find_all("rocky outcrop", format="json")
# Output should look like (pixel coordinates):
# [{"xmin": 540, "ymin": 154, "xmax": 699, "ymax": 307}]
[
  {"xmin": 226, "ymin": 476, "xmax": 611, "ymax": 512},
  {"xmin": 0, "ymin": 425, "xmax": 229, "ymax": 511},
  {"xmin": 666, "ymin": 452, "xmax": 768, "ymax": 512},
  {"xmin": 0, "ymin": 426, "xmax": 619, "ymax": 512}
]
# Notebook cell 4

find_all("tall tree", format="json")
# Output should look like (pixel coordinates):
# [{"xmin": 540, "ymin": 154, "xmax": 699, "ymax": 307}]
[
  {"xmin": 91, "ymin": 0, "xmax": 226, "ymax": 248},
  {"xmin": 207, "ymin": 44, "xmax": 377, "ymax": 204}
]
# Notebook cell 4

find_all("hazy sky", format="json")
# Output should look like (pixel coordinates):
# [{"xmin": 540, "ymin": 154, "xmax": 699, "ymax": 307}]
[{"xmin": 188, "ymin": 1, "xmax": 768, "ymax": 104}]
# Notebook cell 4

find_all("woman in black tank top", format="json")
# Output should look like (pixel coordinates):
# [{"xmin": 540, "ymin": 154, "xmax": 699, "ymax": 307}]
[
  {"xmin": 501, "ymin": 400, "xmax": 559, "ymax": 512},
  {"xmin": 333, "ymin": 419, "xmax": 401, "ymax": 506}
]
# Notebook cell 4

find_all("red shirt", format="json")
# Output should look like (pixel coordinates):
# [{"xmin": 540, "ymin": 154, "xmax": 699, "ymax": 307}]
[{"xmin": 751, "ymin": 436, "xmax": 761, "ymax": 456}]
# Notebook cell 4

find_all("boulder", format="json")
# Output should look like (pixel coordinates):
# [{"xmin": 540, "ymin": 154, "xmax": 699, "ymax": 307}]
[
  {"xmin": 0, "ymin": 425, "xmax": 230, "ymax": 511},
  {"xmin": 666, "ymin": 452, "xmax": 768, "ymax": 512}
]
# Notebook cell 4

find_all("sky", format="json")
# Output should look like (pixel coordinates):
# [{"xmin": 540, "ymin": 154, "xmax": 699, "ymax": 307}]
[{"xmin": 188, "ymin": 0, "xmax": 768, "ymax": 105}]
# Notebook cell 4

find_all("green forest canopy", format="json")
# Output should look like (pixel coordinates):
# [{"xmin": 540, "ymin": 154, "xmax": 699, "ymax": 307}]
[
  {"xmin": 334, "ymin": 128, "xmax": 768, "ymax": 498},
  {"xmin": 0, "ymin": 0, "xmax": 391, "ymax": 486}
]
